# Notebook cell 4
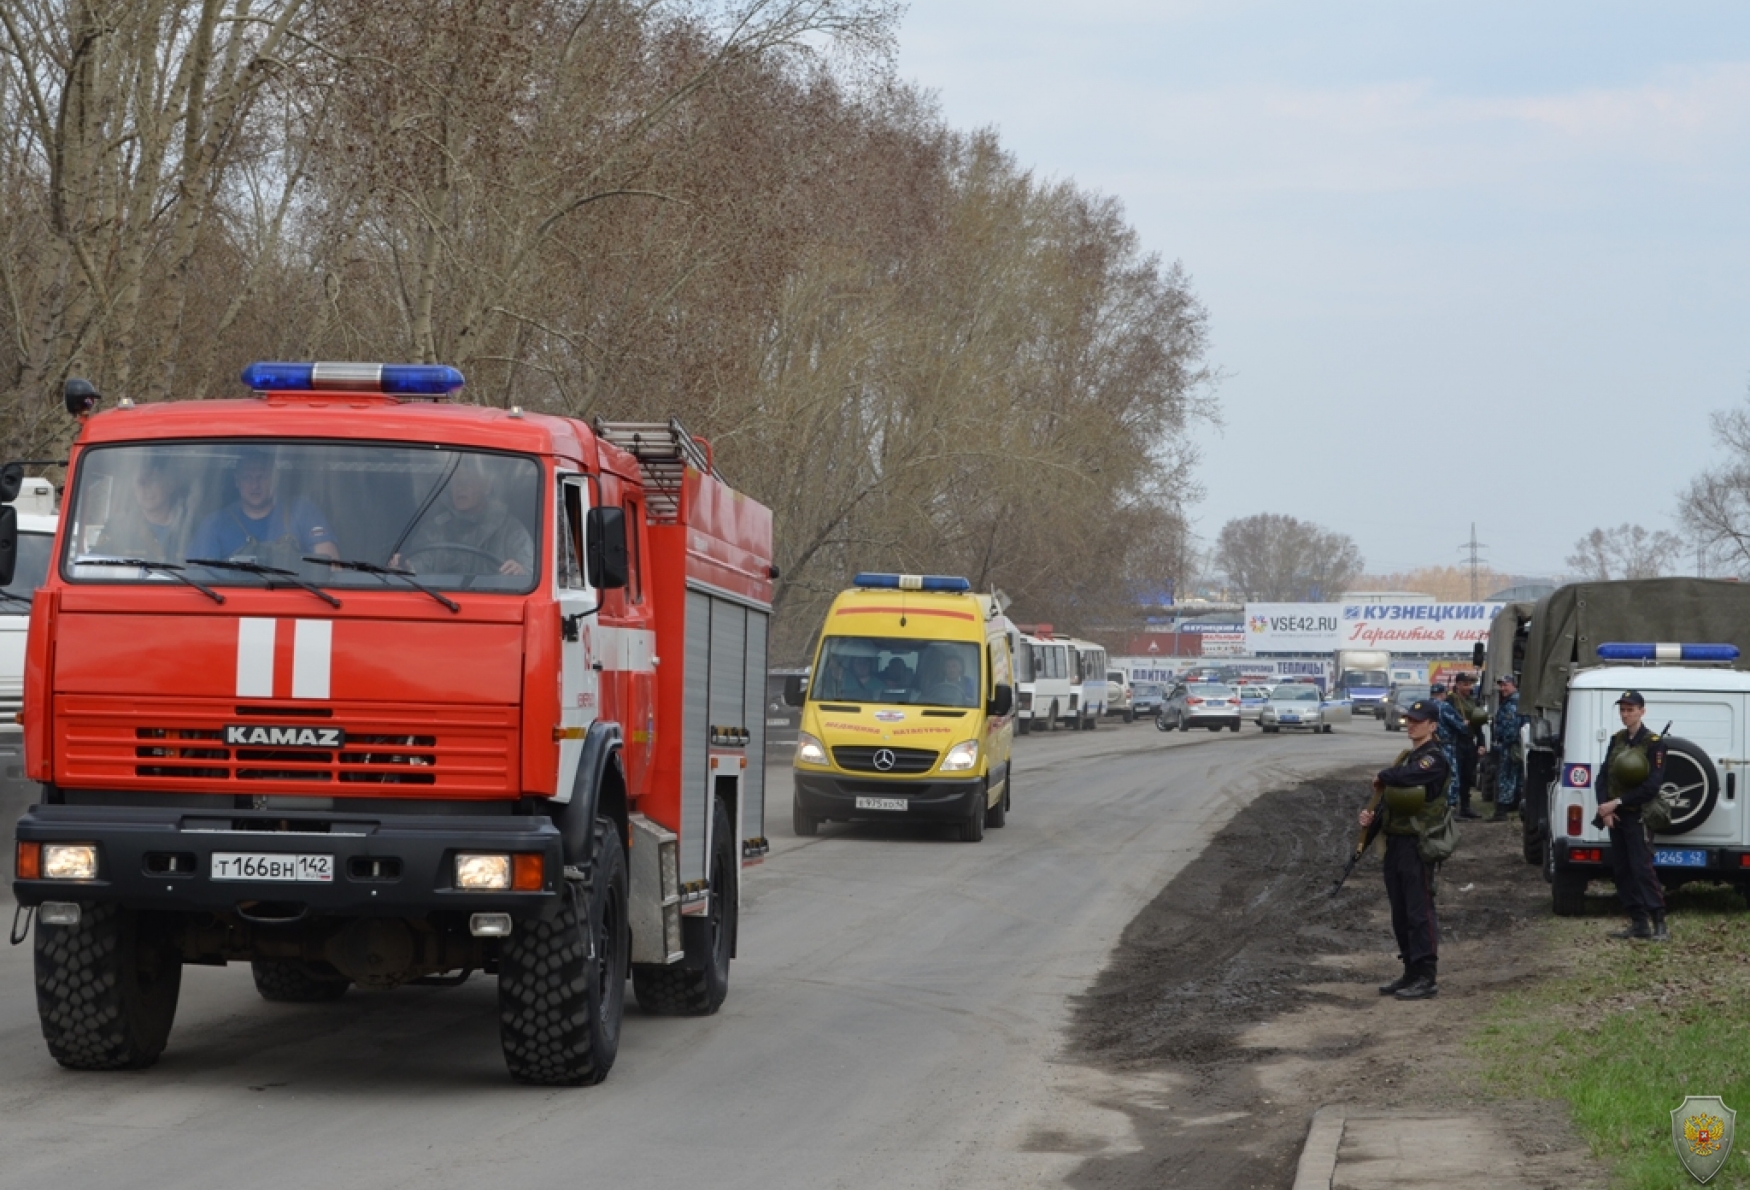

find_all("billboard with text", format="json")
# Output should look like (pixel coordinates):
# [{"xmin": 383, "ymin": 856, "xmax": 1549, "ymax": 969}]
[{"xmin": 1246, "ymin": 602, "xmax": 1506, "ymax": 654}]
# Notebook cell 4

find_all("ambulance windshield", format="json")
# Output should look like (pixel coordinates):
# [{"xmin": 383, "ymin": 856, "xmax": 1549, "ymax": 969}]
[
  {"xmin": 811, "ymin": 636, "xmax": 981, "ymax": 708},
  {"xmin": 62, "ymin": 441, "xmax": 542, "ymax": 594}
]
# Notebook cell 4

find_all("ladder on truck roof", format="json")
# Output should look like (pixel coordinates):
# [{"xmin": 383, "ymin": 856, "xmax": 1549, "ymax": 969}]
[{"xmin": 593, "ymin": 418, "xmax": 719, "ymax": 524}]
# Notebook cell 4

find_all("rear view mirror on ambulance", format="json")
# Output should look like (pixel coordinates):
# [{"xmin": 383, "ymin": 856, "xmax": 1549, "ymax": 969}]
[{"xmin": 791, "ymin": 573, "xmax": 1015, "ymax": 842}]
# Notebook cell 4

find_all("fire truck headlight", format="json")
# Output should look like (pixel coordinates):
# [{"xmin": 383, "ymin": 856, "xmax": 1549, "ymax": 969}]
[
  {"xmin": 42, "ymin": 843, "xmax": 98, "ymax": 881},
  {"xmin": 454, "ymin": 853, "xmax": 512, "ymax": 891},
  {"xmin": 796, "ymin": 732, "xmax": 828, "ymax": 766},
  {"xmin": 939, "ymin": 741, "xmax": 979, "ymax": 772}
]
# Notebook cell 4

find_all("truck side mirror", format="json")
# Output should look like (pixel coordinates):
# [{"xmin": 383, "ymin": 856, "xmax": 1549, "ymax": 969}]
[
  {"xmin": 988, "ymin": 683, "xmax": 1013, "ymax": 717},
  {"xmin": 1471, "ymin": 642, "xmax": 1485, "ymax": 667},
  {"xmin": 783, "ymin": 674, "xmax": 805, "ymax": 707},
  {"xmin": 0, "ymin": 463, "xmax": 22, "ymax": 504},
  {"xmin": 585, "ymin": 506, "xmax": 629, "ymax": 589},
  {"xmin": 0, "ymin": 505, "xmax": 18, "ymax": 587}
]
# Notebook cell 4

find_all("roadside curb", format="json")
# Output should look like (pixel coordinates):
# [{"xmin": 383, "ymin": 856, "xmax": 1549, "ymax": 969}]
[{"xmin": 1292, "ymin": 1105, "xmax": 1345, "ymax": 1190}]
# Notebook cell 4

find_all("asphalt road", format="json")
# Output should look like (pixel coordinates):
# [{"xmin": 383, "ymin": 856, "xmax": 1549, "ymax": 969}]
[{"xmin": 0, "ymin": 720, "xmax": 1395, "ymax": 1190}]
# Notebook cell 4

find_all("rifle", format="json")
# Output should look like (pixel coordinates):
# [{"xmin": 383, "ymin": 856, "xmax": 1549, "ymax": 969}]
[{"xmin": 1330, "ymin": 784, "xmax": 1386, "ymax": 897}]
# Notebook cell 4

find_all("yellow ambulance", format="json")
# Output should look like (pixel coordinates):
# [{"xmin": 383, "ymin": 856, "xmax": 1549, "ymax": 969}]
[{"xmin": 789, "ymin": 573, "xmax": 1015, "ymax": 842}]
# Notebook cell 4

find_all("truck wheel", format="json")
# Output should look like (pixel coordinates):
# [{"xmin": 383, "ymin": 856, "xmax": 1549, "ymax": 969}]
[
  {"xmin": 1521, "ymin": 812, "xmax": 1545, "ymax": 866},
  {"xmin": 498, "ymin": 817, "xmax": 628, "ymax": 1085},
  {"xmin": 792, "ymin": 793, "xmax": 819, "ymax": 837},
  {"xmin": 1017, "ymin": 716, "xmax": 1031, "ymax": 736},
  {"xmin": 251, "ymin": 960, "xmax": 350, "ymax": 1002},
  {"xmin": 35, "ymin": 903, "xmax": 182, "ymax": 1070},
  {"xmin": 1653, "ymin": 737, "xmax": 1721, "ymax": 836},
  {"xmin": 985, "ymin": 771, "xmax": 1008, "ymax": 828},
  {"xmin": 633, "ymin": 799, "xmax": 736, "ymax": 1016},
  {"xmin": 1123, "ymin": 709, "xmax": 1135, "ymax": 724},
  {"xmin": 1552, "ymin": 870, "xmax": 1588, "ymax": 917}
]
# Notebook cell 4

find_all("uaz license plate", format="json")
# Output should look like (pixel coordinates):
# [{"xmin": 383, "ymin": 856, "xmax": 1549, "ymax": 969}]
[
  {"xmin": 854, "ymin": 796, "xmax": 907, "ymax": 812},
  {"xmin": 1654, "ymin": 848, "xmax": 1708, "ymax": 868},
  {"xmin": 211, "ymin": 853, "xmax": 334, "ymax": 882}
]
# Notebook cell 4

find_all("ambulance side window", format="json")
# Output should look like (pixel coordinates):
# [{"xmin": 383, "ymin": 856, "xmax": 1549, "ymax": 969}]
[
  {"xmin": 559, "ymin": 480, "xmax": 586, "ymax": 590},
  {"xmin": 623, "ymin": 500, "xmax": 644, "ymax": 604}
]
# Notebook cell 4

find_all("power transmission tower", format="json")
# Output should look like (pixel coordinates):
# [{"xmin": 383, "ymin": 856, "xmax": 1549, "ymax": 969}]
[{"xmin": 1458, "ymin": 523, "xmax": 1488, "ymax": 600}]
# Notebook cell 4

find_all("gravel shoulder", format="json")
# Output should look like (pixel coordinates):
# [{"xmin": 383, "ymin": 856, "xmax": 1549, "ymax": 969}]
[{"xmin": 1064, "ymin": 768, "xmax": 1610, "ymax": 1189}]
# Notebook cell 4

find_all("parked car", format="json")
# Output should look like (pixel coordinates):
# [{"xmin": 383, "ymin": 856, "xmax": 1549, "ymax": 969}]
[
  {"xmin": 1105, "ymin": 668, "xmax": 1135, "ymax": 722},
  {"xmin": 1130, "ymin": 681, "xmax": 1166, "ymax": 719},
  {"xmin": 1382, "ymin": 684, "xmax": 1432, "ymax": 731},
  {"xmin": 1157, "ymin": 682, "xmax": 1242, "ymax": 733},
  {"xmin": 1236, "ymin": 682, "xmax": 1273, "ymax": 722},
  {"xmin": 1259, "ymin": 684, "xmax": 1352, "ymax": 733}
]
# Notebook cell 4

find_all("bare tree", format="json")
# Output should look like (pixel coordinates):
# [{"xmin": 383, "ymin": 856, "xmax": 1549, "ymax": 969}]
[
  {"xmin": 1214, "ymin": 513, "xmax": 1362, "ymax": 601},
  {"xmin": 1565, "ymin": 524, "xmax": 1686, "ymax": 581},
  {"xmin": 1680, "ymin": 393, "xmax": 1750, "ymax": 574}
]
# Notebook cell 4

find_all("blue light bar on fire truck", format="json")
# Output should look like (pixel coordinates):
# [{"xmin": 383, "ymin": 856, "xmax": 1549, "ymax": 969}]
[
  {"xmin": 1596, "ymin": 642, "xmax": 1741, "ymax": 663},
  {"xmin": 852, "ymin": 573, "xmax": 972, "ymax": 593},
  {"xmin": 241, "ymin": 361, "xmax": 466, "ymax": 396}
]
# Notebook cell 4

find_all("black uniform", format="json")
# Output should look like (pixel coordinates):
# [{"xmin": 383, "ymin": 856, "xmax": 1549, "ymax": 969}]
[
  {"xmin": 1376, "ymin": 739, "xmax": 1451, "ymax": 985},
  {"xmin": 1601, "ymin": 725, "xmax": 1668, "ymax": 925}
]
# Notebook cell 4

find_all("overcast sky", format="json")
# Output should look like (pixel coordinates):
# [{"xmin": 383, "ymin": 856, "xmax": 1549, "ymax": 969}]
[{"xmin": 895, "ymin": 1, "xmax": 1750, "ymax": 578}]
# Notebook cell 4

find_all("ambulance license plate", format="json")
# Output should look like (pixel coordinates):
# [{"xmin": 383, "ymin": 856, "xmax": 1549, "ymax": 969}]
[
  {"xmin": 1654, "ymin": 848, "xmax": 1707, "ymax": 868},
  {"xmin": 854, "ymin": 796, "xmax": 907, "ymax": 812},
  {"xmin": 211, "ymin": 853, "xmax": 334, "ymax": 882}
]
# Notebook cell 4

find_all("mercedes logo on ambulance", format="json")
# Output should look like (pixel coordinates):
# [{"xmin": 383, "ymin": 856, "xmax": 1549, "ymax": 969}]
[
  {"xmin": 225, "ymin": 723, "xmax": 346, "ymax": 749},
  {"xmin": 872, "ymin": 748, "xmax": 897, "ymax": 771}
]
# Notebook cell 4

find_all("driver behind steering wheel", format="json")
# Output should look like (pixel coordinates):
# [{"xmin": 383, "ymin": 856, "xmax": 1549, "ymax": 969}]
[{"xmin": 393, "ymin": 455, "xmax": 534, "ymax": 577}]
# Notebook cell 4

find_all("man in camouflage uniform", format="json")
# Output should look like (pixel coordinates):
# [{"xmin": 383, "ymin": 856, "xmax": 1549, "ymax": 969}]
[
  {"xmin": 1489, "ymin": 674, "xmax": 1526, "ymax": 822},
  {"xmin": 1429, "ymin": 683, "xmax": 1473, "ymax": 816},
  {"xmin": 1448, "ymin": 672, "xmax": 1486, "ymax": 819}
]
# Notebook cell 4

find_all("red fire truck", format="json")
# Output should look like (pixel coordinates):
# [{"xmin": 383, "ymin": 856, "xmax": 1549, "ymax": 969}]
[{"xmin": 8, "ymin": 363, "xmax": 774, "ymax": 1085}]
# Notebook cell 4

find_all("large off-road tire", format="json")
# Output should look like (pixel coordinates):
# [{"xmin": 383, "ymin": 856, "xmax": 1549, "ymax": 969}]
[
  {"xmin": 498, "ymin": 817, "xmax": 628, "ymax": 1085},
  {"xmin": 792, "ymin": 792, "xmax": 819, "ymax": 837},
  {"xmin": 35, "ymin": 903, "xmax": 183, "ymax": 1070},
  {"xmin": 985, "ymin": 770, "xmax": 1009, "ymax": 828},
  {"xmin": 1552, "ymin": 870, "xmax": 1588, "ymax": 917},
  {"xmin": 251, "ymin": 959, "xmax": 350, "ymax": 1002},
  {"xmin": 634, "ymin": 799, "xmax": 736, "ymax": 1016}
]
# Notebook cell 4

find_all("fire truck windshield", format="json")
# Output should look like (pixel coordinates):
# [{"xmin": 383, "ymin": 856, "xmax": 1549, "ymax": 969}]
[{"xmin": 62, "ymin": 441, "xmax": 542, "ymax": 593}]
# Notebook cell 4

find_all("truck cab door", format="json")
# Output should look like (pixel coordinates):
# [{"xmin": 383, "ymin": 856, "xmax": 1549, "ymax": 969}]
[{"xmin": 555, "ymin": 476, "xmax": 597, "ymax": 796}]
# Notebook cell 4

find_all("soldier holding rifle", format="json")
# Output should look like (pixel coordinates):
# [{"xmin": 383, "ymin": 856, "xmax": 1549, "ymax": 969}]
[{"xmin": 1358, "ymin": 700, "xmax": 1451, "ymax": 1000}]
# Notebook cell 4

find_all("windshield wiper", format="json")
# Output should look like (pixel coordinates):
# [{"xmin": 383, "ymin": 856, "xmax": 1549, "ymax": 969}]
[
  {"xmin": 0, "ymin": 589, "xmax": 30, "ymax": 608},
  {"xmin": 307, "ymin": 556, "xmax": 459, "ymax": 614},
  {"xmin": 186, "ymin": 558, "xmax": 341, "ymax": 608},
  {"xmin": 73, "ymin": 556, "xmax": 226, "ymax": 604}
]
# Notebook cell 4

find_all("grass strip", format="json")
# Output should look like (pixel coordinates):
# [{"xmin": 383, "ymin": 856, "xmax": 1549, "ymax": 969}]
[{"xmin": 1474, "ymin": 886, "xmax": 1750, "ymax": 1189}]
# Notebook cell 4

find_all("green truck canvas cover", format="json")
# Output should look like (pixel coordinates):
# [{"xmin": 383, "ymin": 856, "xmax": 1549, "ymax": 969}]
[{"xmin": 1518, "ymin": 578, "xmax": 1750, "ymax": 717}]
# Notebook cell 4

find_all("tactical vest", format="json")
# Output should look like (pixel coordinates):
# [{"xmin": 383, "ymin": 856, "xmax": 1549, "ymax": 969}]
[
  {"xmin": 1381, "ymin": 747, "xmax": 1445, "ymax": 835},
  {"xmin": 1604, "ymin": 732, "xmax": 1656, "ymax": 808}
]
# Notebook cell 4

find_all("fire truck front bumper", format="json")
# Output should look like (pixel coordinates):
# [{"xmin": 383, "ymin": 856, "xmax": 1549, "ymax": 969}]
[
  {"xmin": 12, "ymin": 804, "xmax": 565, "ymax": 918},
  {"xmin": 792, "ymin": 771, "xmax": 986, "ymax": 824}
]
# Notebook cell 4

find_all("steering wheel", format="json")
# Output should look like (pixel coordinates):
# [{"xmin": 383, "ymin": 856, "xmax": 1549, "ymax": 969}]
[
  {"xmin": 402, "ymin": 542, "xmax": 505, "ymax": 571},
  {"xmin": 923, "ymin": 682, "xmax": 971, "ymax": 706}
]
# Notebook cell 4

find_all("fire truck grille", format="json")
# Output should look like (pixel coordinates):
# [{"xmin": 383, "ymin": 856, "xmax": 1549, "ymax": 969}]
[
  {"xmin": 59, "ymin": 700, "xmax": 516, "ymax": 797},
  {"xmin": 831, "ymin": 745, "xmax": 939, "ymax": 774}
]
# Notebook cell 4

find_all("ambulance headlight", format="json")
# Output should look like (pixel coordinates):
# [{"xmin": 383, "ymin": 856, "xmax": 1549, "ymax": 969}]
[
  {"xmin": 940, "ymin": 741, "xmax": 980, "ymax": 772},
  {"xmin": 796, "ymin": 732, "xmax": 828, "ymax": 766},
  {"xmin": 42, "ymin": 843, "xmax": 98, "ymax": 881}
]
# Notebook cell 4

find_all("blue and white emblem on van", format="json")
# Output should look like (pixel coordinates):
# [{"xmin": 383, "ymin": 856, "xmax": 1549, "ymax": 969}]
[
  {"xmin": 874, "ymin": 710, "xmax": 906, "ymax": 722},
  {"xmin": 1562, "ymin": 763, "xmax": 1592, "ymax": 788}
]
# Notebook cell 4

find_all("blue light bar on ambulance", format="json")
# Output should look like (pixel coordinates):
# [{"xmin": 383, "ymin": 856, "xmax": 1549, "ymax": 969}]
[
  {"xmin": 1596, "ymin": 642, "xmax": 1741, "ymax": 663},
  {"xmin": 852, "ymin": 573, "xmax": 972, "ymax": 593},
  {"xmin": 240, "ymin": 361, "xmax": 466, "ymax": 396}
]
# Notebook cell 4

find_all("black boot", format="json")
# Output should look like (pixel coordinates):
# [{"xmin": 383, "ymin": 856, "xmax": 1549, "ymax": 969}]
[
  {"xmin": 1610, "ymin": 917, "xmax": 1652, "ymax": 940},
  {"xmin": 1650, "ymin": 913, "xmax": 1670, "ymax": 943},
  {"xmin": 1378, "ymin": 966, "xmax": 1413, "ymax": 995},
  {"xmin": 1457, "ymin": 796, "xmax": 1480, "ymax": 820},
  {"xmin": 1394, "ymin": 961, "xmax": 1439, "ymax": 1000},
  {"xmin": 1488, "ymin": 806, "xmax": 1511, "ymax": 823}
]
